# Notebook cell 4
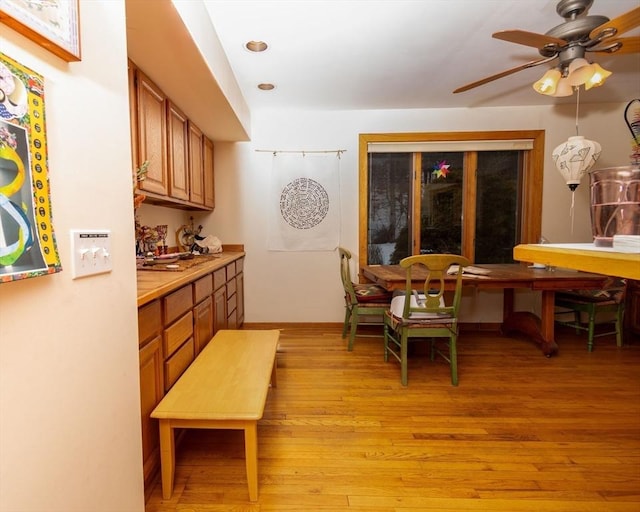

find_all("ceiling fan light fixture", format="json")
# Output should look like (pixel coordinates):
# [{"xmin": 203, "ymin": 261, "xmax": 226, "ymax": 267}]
[
  {"xmin": 552, "ymin": 77, "xmax": 574, "ymax": 97},
  {"xmin": 584, "ymin": 62, "xmax": 612, "ymax": 89},
  {"xmin": 567, "ymin": 57, "xmax": 595, "ymax": 86},
  {"xmin": 533, "ymin": 68, "xmax": 562, "ymax": 95}
]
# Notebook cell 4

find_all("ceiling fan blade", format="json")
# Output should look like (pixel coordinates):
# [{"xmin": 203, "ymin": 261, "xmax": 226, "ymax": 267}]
[
  {"xmin": 591, "ymin": 36, "xmax": 640, "ymax": 55},
  {"xmin": 493, "ymin": 30, "xmax": 567, "ymax": 50},
  {"xmin": 590, "ymin": 6, "xmax": 640, "ymax": 40},
  {"xmin": 453, "ymin": 57, "xmax": 554, "ymax": 94}
]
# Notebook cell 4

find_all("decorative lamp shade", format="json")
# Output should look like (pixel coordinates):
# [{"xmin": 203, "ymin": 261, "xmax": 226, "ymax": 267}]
[
  {"xmin": 552, "ymin": 135, "xmax": 602, "ymax": 190},
  {"xmin": 584, "ymin": 63, "xmax": 612, "ymax": 90},
  {"xmin": 567, "ymin": 58, "xmax": 595, "ymax": 86},
  {"xmin": 533, "ymin": 68, "xmax": 561, "ymax": 95},
  {"xmin": 552, "ymin": 77, "xmax": 574, "ymax": 97}
]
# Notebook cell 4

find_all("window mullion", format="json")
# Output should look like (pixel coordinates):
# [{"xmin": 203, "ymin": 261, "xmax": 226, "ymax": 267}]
[
  {"xmin": 413, "ymin": 153, "xmax": 422, "ymax": 255},
  {"xmin": 462, "ymin": 152, "xmax": 477, "ymax": 261}
]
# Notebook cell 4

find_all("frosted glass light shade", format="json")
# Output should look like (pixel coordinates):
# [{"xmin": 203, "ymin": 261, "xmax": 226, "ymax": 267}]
[
  {"xmin": 567, "ymin": 58, "xmax": 595, "ymax": 86},
  {"xmin": 552, "ymin": 135, "xmax": 602, "ymax": 190},
  {"xmin": 533, "ymin": 68, "xmax": 561, "ymax": 95},
  {"xmin": 584, "ymin": 63, "xmax": 612, "ymax": 90},
  {"xmin": 552, "ymin": 77, "xmax": 574, "ymax": 97}
]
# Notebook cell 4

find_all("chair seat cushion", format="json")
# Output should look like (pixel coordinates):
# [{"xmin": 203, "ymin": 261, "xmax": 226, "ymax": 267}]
[
  {"xmin": 353, "ymin": 283, "xmax": 391, "ymax": 303},
  {"xmin": 389, "ymin": 293, "xmax": 450, "ymax": 321},
  {"xmin": 557, "ymin": 277, "xmax": 625, "ymax": 305}
]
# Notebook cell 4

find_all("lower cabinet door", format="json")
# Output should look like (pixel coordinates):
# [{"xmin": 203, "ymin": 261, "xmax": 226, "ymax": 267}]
[
  {"xmin": 164, "ymin": 337, "xmax": 195, "ymax": 391},
  {"xmin": 194, "ymin": 296, "xmax": 213, "ymax": 355},
  {"xmin": 139, "ymin": 336, "xmax": 163, "ymax": 493},
  {"xmin": 213, "ymin": 286, "xmax": 227, "ymax": 334}
]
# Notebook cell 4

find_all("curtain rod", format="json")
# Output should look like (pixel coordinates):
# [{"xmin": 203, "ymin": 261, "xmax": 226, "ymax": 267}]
[{"xmin": 255, "ymin": 149, "xmax": 346, "ymax": 157}]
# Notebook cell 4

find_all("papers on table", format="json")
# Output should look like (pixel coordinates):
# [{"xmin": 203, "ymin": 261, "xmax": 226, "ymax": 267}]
[
  {"xmin": 447, "ymin": 265, "xmax": 491, "ymax": 276},
  {"xmin": 613, "ymin": 235, "xmax": 640, "ymax": 253}
]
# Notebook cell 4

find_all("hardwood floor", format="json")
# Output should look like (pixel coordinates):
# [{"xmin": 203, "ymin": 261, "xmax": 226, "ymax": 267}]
[{"xmin": 145, "ymin": 325, "xmax": 640, "ymax": 512}]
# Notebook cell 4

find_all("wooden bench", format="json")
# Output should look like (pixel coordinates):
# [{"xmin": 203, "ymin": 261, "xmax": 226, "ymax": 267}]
[{"xmin": 150, "ymin": 329, "xmax": 279, "ymax": 501}]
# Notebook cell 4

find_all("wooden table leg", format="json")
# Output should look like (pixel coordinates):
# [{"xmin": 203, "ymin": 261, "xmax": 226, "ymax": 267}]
[
  {"xmin": 501, "ymin": 289, "xmax": 558, "ymax": 357},
  {"xmin": 158, "ymin": 420, "xmax": 175, "ymax": 500},
  {"xmin": 503, "ymin": 288, "xmax": 514, "ymax": 319},
  {"xmin": 540, "ymin": 289, "xmax": 559, "ymax": 356},
  {"xmin": 244, "ymin": 421, "xmax": 259, "ymax": 501}
]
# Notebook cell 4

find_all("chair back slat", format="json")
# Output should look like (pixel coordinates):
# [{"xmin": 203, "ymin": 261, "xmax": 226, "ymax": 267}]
[
  {"xmin": 399, "ymin": 254, "xmax": 471, "ymax": 320},
  {"xmin": 339, "ymin": 247, "xmax": 357, "ymax": 306}
]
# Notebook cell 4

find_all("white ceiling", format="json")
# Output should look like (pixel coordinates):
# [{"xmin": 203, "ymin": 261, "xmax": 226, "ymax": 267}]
[{"xmin": 203, "ymin": 0, "xmax": 640, "ymax": 111}]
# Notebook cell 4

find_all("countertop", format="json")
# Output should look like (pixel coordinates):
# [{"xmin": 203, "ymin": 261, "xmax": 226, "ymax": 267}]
[
  {"xmin": 513, "ymin": 244, "xmax": 639, "ymax": 280},
  {"xmin": 137, "ymin": 251, "xmax": 245, "ymax": 307}
]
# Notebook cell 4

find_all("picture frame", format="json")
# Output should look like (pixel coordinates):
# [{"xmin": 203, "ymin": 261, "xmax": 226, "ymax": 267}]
[
  {"xmin": 0, "ymin": 0, "xmax": 81, "ymax": 62},
  {"xmin": 0, "ymin": 51, "xmax": 63, "ymax": 282}
]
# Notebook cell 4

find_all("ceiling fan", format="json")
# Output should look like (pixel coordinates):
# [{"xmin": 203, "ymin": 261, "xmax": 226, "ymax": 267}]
[{"xmin": 453, "ymin": 0, "xmax": 640, "ymax": 94}]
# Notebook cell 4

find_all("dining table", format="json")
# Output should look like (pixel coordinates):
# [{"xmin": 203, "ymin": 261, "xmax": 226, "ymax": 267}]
[{"xmin": 361, "ymin": 263, "xmax": 609, "ymax": 356}]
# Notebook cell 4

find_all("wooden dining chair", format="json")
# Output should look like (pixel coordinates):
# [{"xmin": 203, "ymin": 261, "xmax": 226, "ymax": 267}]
[
  {"xmin": 384, "ymin": 254, "xmax": 471, "ymax": 386},
  {"xmin": 338, "ymin": 247, "xmax": 392, "ymax": 351},
  {"xmin": 554, "ymin": 277, "xmax": 626, "ymax": 352}
]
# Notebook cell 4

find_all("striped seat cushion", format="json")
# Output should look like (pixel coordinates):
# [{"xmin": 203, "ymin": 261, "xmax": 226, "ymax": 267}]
[{"xmin": 353, "ymin": 283, "xmax": 391, "ymax": 303}]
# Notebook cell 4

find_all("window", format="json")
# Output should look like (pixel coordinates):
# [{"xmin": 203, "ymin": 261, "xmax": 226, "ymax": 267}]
[{"xmin": 359, "ymin": 131, "xmax": 544, "ymax": 267}]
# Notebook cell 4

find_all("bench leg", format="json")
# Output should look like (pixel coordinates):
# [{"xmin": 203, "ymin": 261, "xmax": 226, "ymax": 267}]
[
  {"xmin": 158, "ymin": 420, "xmax": 175, "ymax": 500},
  {"xmin": 244, "ymin": 421, "xmax": 259, "ymax": 501},
  {"xmin": 271, "ymin": 358, "xmax": 278, "ymax": 388}
]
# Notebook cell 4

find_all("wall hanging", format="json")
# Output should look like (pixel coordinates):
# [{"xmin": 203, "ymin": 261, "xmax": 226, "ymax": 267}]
[
  {"xmin": 0, "ymin": 52, "xmax": 61, "ymax": 283},
  {"xmin": 0, "ymin": 0, "xmax": 81, "ymax": 61},
  {"xmin": 265, "ymin": 150, "xmax": 343, "ymax": 251}
]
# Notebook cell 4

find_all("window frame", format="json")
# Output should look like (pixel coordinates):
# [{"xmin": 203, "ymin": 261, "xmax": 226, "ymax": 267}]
[{"xmin": 358, "ymin": 130, "xmax": 545, "ymax": 270}]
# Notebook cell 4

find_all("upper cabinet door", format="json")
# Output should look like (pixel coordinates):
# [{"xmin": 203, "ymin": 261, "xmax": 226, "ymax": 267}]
[
  {"xmin": 167, "ymin": 101, "xmax": 189, "ymax": 201},
  {"xmin": 203, "ymin": 137, "xmax": 215, "ymax": 209},
  {"xmin": 188, "ymin": 122, "xmax": 204, "ymax": 205},
  {"xmin": 128, "ymin": 60, "xmax": 139, "ymax": 175},
  {"xmin": 136, "ymin": 70, "xmax": 168, "ymax": 196}
]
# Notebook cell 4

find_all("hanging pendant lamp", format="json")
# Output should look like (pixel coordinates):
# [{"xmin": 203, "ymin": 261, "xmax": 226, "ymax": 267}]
[
  {"xmin": 552, "ymin": 135, "xmax": 601, "ymax": 190},
  {"xmin": 551, "ymin": 87, "xmax": 601, "ymax": 233}
]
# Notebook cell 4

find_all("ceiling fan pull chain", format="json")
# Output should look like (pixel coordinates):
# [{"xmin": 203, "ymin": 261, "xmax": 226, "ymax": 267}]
[{"xmin": 575, "ymin": 86, "xmax": 581, "ymax": 136}]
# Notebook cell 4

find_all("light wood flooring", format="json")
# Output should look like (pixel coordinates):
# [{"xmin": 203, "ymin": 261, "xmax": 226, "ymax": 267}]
[{"xmin": 145, "ymin": 324, "xmax": 640, "ymax": 512}]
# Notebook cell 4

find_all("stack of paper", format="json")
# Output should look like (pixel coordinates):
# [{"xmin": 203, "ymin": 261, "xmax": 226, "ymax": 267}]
[
  {"xmin": 612, "ymin": 235, "xmax": 640, "ymax": 253},
  {"xmin": 447, "ymin": 265, "xmax": 491, "ymax": 276}
]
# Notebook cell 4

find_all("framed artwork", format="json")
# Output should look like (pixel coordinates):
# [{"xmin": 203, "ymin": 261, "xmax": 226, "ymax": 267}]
[
  {"xmin": 0, "ymin": 0, "xmax": 81, "ymax": 62},
  {"xmin": 0, "ymin": 52, "xmax": 62, "ymax": 283}
]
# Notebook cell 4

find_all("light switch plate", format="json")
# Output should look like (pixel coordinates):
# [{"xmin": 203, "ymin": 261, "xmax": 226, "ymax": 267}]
[{"xmin": 70, "ymin": 230, "xmax": 112, "ymax": 279}]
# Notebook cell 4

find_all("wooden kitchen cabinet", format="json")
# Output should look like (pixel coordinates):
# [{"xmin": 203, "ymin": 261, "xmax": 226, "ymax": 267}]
[
  {"xmin": 188, "ymin": 121, "xmax": 205, "ymax": 205},
  {"xmin": 135, "ymin": 70, "xmax": 168, "ymax": 196},
  {"xmin": 226, "ymin": 261, "xmax": 238, "ymax": 329},
  {"xmin": 236, "ymin": 262, "xmax": 244, "ymax": 325},
  {"xmin": 137, "ymin": 254, "xmax": 244, "ymax": 500},
  {"xmin": 167, "ymin": 101, "xmax": 189, "ymax": 201},
  {"xmin": 194, "ymin": 296, "xmax": 214, "ymax": 355},
  {"xmin": 137, "ymin": 300, "xmax": 163, "ymax": 498},
  {"xmin": 128, "ymin": 60, "xmax": 139, "ymax": 173},
  {"xmin": 226, "ymin": 259, "xmax": 245, "ymax": 328},
  {"xmin": 193, "ymin": 274, "xmax": 214, "ymax": 355},
  {"xmin": 163, "ymin": 284, "xmax": 194, "ymax": 391},
  {"xmin": 213, "ymin": 267, "xmax": 227, "ymax": 334},
  {"xmin": 203, "ymin": 136, "xmax": 215, "ymax": 209},
  {"xmin": 129, "ymin": 60, "xmax": 214, "ymax": 211}
]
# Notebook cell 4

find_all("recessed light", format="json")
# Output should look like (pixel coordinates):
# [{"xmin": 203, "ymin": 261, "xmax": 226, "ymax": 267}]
[
  {"xmin": 245, "ymin": 40, "xmax": 268, "ymax": 52},
  {"xmin": 258, "ymin": 83, "xmax": 275, "ymax": 91}
]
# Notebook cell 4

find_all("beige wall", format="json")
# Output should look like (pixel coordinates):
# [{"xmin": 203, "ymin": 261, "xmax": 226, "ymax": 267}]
[
  {"xmin": 0, "ymin": 1, "xmax": 632, "ymax": 510},
  {"xmin": 185, "ymin": 102, "xmax": 632, "ymax": 323},
  {"xmin": 0, "ymin": 2, "xmax": 144, "ymax": 511}
]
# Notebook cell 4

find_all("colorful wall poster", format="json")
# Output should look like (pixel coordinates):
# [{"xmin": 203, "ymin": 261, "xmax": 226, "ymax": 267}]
[{"xmin": 0, "ymin": 51, "xmax": 61, "ymax": 282}]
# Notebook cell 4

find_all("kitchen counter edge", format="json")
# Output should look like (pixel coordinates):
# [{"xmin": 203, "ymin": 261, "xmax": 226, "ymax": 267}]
[{"xmin": 137, "ymin": 251, "xmax": 245, "ymax": 307}]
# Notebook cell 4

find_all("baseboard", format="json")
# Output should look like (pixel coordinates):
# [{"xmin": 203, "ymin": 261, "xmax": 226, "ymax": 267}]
[
  {"xmin": 242, "ymin": 322, "xmax": 502, "ymax": 332},
  {"xmin": 242, "ymin": 322, "xmax": 344, "ymax": 330}
]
